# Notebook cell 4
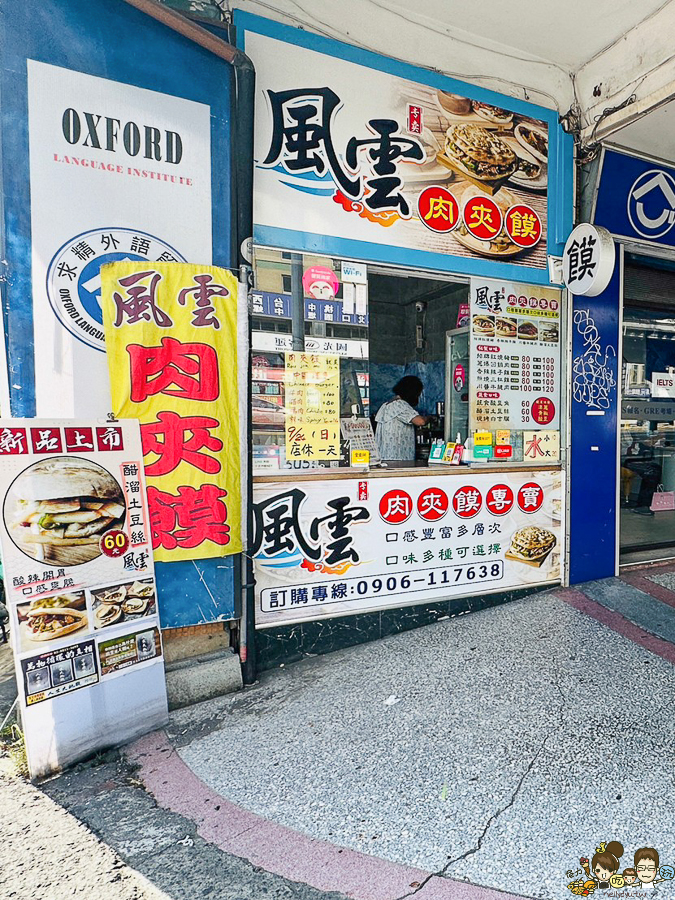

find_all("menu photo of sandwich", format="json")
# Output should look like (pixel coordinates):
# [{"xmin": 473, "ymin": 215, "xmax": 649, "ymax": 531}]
[
  {"xmin": 472, "ymin": 314, "xmax": 495, "ymax": 337},
  {"xmin": 5, "ymin": 457, "xmax": 126, "ymax": 566},
  {"xmin": 495, "ymin": 317, "xmax": 517, "ymax": 338},
  {"xmin": 541, "ymin": 322, "xmax": 559, "ymax": 343},
  {"xmin": 91, "ymin": 578, "xmax": 156, "ymax": 630},
  {"xmin": 517, "ymin": 320, "xmax": 539, "ymax": 341},
  {"xmin": 15, "ymin": 591, "xmax": 88, "ymax": 652},
  {"xmin": 505, "ymin": 525, "xmax": 556, "ymax": 568}
]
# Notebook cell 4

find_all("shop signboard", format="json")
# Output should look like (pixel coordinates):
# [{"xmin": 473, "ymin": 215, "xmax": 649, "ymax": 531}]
[
  {"xmin": 252, "ymin": 470, "xmax": 563, "ymax": 627},
  {"xmin": 0, "ymin": 418, "xmax": 167, "ymax": 778},
  {"xmin": 562, "ymin": 224, "xmax": 615, "ymax": 296},
  {"xmin": 593, "ymin": 147, "xmax": 675, "ymax": 251},
  {"xmin": 469, "ymin": 278, "xmax": 562, "ymax": 435},
  {"xmin": 237, "ymin": 12, "xmax": 573, "ymax": 286},
  {"xmin": 102, "ymin": 262, "xmax": 244, "ymax": 563},
  {"xmin": 26, "ymin": 61, "xmax": 212, "ymax": 418}
]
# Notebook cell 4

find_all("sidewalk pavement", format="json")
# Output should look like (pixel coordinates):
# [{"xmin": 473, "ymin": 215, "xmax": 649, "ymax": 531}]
[{"xmin": 6, "ymin": 563, "xmax": 675, "ymax": 900}]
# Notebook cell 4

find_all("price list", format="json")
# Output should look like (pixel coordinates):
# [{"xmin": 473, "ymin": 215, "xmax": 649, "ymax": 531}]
[{"xmin": 470, "ymin": 278, "xmax": 562, "ymax": 433}]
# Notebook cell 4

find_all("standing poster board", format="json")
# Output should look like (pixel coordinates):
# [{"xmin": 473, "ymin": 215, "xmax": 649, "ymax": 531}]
[{"xmin": 0, "ymin": 418, "xmax": 167, "ymax": 779}]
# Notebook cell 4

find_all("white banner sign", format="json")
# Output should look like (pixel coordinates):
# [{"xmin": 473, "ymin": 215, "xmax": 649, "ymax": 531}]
[
  {"xmin": 252, "ymin": 470, "xmax": 563, "ymax": 627},
  {"xmin": 27, "ymin": 60, "xmax": 212, "ymax": 417},
  {"xmin": 651, "ymin": 372, "xmax": 675, "ymax": 399},
  {"xmin": 469, "ymin": 278, "xmax": 562, "ymax": 435},
  {"xmin": 0, "ymin": 419, "xmax": 167, "ymax": 778}
]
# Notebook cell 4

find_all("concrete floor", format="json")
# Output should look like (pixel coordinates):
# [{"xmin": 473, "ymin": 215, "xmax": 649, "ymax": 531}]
[{"xmin": 167, "ymin": 578, "xmax": 675, "ymax": 900}]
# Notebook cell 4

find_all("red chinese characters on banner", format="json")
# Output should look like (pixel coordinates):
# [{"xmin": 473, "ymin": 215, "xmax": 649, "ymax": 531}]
[
  {"xmin": 504, "ymin": 205, "xmax": 542, "ymax": 248},
  {"xmin": 30, "ymin": 427, "xmax": 62, "ymax": 455},
  {"xmin": 452, "ymin": 485, "xmax": 482, "ymax": 518},
  {"xmin": 141, "ymin": 412, "xmax": 223, "ymax": 477},
  {"xmin": 407, "ymin": 104, "xmax": 423, "ymax": 134},
  {"xmin": 379, "ymin": 489, "xmax": 413, "ymax": 524},
  {"xmin": 417, "ymin": 487, "xmax": 449, "ymax": 521},
  {"xmin": 148, "ymin": 484, "xmax": 230, "ymax": 550},
  {"xmin": 417, "ymin": 187, "xmax": 460, "ymax": 233},
  {"xmin": 463, "ymin": 196, "xmax": 503, "ymax": 241},
  {"xmin": 517, "ymin": 482, "xmax": 544, "ymax": 513},
  {"xmin": 128, "ymin": 338, "xmax": 219, "ymax": 403},
  {"xmin": 485, "ymin": 484, "xmax": 514, "ymax": 516}
]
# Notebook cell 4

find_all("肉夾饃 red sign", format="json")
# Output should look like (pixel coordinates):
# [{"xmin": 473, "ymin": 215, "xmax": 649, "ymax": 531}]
[{"xmin": 102, "ymin": 262, "xmax": 243, "ymax": 562}]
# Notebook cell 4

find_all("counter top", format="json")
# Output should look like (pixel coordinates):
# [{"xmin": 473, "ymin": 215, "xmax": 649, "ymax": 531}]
[{"xmin": 253, "ymin": 464, "xmax": 561, "ymax": 482}]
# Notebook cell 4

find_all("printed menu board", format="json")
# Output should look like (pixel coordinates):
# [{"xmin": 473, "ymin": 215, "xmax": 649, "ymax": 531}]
[
  {"xmin": 0, "ymin": 418, "xmax": 167, "ymax": 778},
  {"xmin": 469, "ymin": 278, "xmax": 562, "ymax": 437},
  {"xmin": 285, "ymin": 353, "xmax": 340, "ymax": 460}
]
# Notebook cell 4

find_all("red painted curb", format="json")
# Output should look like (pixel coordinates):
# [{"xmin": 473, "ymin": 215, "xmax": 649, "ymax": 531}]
[
  {"xmin": 620, "ymin": 570, "xmax": 675, "ymax": 609},
  {"xmin": 126, "ymin": 730, "xmax": 533, "ymax": 900},
  {"xmin": 555, "ymin": 587, "xmax": 675, "ymax": 666}
]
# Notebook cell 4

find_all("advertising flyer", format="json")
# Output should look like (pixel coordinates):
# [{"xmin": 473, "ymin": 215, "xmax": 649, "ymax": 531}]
[
  {"xmin": 27, "ymin": 61, "xmax": 212, "ymax": 417},
  {"xmin": 0, "ymin": 418, "xmax": 167, "ymax": 778},
  {"xmin": 284, "ymin": 354, "xmax": 340, "ymax": 461},
  {"xmin": 252, "ymin": 470, "xmax": 563, "ymax": 627},
  {"xmin": 469, "ymin": 278, "xmax": 562, "ymax": 435},
  {"xmin": 245, "ymin": 28, "xmax": 552, "ymax": 272},
  {"xmin": 102, "ymin": 262, "xmax": 244, "ymax": 562}
]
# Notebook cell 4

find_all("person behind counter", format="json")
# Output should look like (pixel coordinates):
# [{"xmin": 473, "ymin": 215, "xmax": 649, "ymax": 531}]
[{"xmin": 375, "ymin": 375, "xmax": 429, "ymax": 465}]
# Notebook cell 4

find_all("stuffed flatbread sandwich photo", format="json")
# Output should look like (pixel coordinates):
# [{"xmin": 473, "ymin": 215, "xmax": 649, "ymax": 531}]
[
  {"xmin": 444, "ymin": 124, "xmax": 517, "ymax": 183},
  {"xmin": 472, "ymin": 314, "xmax": 495, "ymax": 336},
  {"xmin": 471, "ymin": 101, "xmax": 513, "ymax": 125},
  {"xmin": 25, "ymin": 606, "xmax": 87, "ymax": 642},
  {"xmin": 517, "ymin": 321, "xmax": 538, "ymax": 340},
  {"xmin": 495, "ymin": 317, "xmax": 517, "ymax": 338},
  {"xmin": 506, "ymin": 526, "xmax": 556, "ymax": 567},
  {"xmin": 7, "ymin": 457, "xmax": 125, "ymax": 565}
]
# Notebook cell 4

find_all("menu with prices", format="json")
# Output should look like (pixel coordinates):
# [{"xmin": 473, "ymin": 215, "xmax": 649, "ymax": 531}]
[
  {"xmin": 0, "ymin": 418, "xmax": 168, "ymax": 779},
  {"xmin": 469, "ymin": 278, "xmax": 562, "ymax": 441}
]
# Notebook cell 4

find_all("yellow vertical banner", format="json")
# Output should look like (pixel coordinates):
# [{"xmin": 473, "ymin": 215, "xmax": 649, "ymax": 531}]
[
  {"xmin": 101, "ymin": 262, "xmax": 241, "ymax": 562},
  {"xmin": 284, "ymin": 353, "xmax": 340, "ymax": 461}
]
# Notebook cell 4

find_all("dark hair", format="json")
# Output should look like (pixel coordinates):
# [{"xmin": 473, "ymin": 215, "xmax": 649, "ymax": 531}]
[
  {"xmin": 592, "ymin": 842, "xmax": 623, "ymax": 876},
  {"xmin": 393, "ymin": 376, "xmax": 423, "ymax": 406},
  {"xmin": 634, "ymin": 848, "xmax": 659, "ymax": 869}
]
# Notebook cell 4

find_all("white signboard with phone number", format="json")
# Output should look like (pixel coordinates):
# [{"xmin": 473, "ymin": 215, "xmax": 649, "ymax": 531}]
[{"xmin": 252, "ymin": 470, "xmax": 563, "ymax": 627}]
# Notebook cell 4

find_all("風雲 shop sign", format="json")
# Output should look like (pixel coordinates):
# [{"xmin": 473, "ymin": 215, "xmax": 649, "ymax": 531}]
[
  {"xmin": 239, "ymin": 12, "xmax": 571, "ymax": 282},
  {"xmin": 252, "ymin": 471, "xmax": 563, "ymax": 627},
  {"xmin": 0, "ymin": 418, "xmax": 167, "ymax": 778}
]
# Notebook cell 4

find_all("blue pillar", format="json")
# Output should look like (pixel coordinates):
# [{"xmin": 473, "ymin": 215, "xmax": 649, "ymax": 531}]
[{"xmin": 569, "ymin": 249, "xmax": 622, "ymax": 583}]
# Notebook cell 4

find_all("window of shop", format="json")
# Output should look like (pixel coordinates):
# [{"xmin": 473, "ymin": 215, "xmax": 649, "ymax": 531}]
[
  {"xmin": 620, "ymin": 261, "xmax": 675, "ymax": 562},
  {"xmin": 251, "ymin": 249, "xmax": 565, "ymax": 474}
]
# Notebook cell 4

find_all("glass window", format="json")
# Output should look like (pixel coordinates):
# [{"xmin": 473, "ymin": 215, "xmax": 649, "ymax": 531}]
[{"xmin": 251, "ymin": 249, "xmax": 564, "ymax": 474}]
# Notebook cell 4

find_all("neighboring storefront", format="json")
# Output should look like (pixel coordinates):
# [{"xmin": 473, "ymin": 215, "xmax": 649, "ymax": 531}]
[
  {"xmin": 579, "ymin": 145, "xmax": 675, "ymax": 572},
  {"xmin": 236, "ymin": 12, "xmax": 575, "ymax": 664},
  {"xmin": 1, "ymin": 0, "xmax": 249, "ymax": 648}
]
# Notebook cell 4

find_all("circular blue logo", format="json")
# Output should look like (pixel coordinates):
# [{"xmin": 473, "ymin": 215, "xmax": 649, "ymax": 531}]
[
  {"xmin": 627, "ymin": 169, "xmax": 675, "ymax": 240},
  {"xmin": 46, "ymin": 227, "xmax": 186, "ymax": 351}
]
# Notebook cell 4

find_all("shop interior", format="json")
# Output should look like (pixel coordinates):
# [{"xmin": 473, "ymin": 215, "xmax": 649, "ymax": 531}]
[
  {"xmin": 250, "ymin": 250, "xmax": 469, "ymax": 471},
  {"xmin": 620, "ymin": 257, "xmax": 675, "ymax": 563}
]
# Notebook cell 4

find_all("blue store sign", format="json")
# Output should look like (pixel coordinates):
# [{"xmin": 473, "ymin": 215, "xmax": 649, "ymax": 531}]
[{"xmin": 593, "ymin": 148, "xmax": 675, "ymax": 248}]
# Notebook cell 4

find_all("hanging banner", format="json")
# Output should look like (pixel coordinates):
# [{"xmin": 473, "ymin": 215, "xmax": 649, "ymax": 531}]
[
  {"xmin": 252, "ymin": 470, "xmax": 563, "ymax": 627},
  {"xmin": 469, "ymin": 278, "xmax": 562, "ymax": 438},
  {"xmin": 102, "ymin": 262, "xmax": 242, "ymax": 562},
  {"xmin": 284, "ymin": 353, "xmax": 340, "ymax": 461},
  {"xmin": 0, "ymin": 418, "xmax": 167, "ymax": 779}
]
